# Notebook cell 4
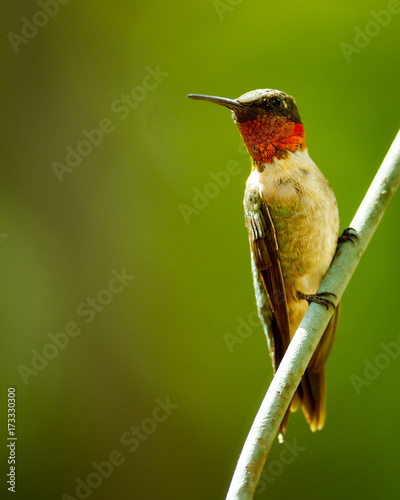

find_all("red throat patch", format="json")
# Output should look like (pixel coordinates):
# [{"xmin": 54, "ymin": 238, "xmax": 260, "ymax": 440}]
[{"xmin": 237, "ymin": 114, "xmax": 306, "ymax": 168}]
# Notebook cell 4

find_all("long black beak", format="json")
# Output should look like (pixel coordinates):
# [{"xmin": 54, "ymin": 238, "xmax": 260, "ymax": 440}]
[{"xmin": 187, "ymin": 94, "xmax": 244, "ymax": 111}]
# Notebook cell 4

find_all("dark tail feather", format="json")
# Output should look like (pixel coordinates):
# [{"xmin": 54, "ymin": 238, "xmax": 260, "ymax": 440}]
[
  {"xmin": 299, "ymin": 368, "xmax": 326, "ymax": 432},
  {"xmin": 278, "ymin": 305, "xmax": 339, "ymax": 435},
  {"xmin": 279, "ymin": 364, "xmax": 326, "ymax": 435},
  {"xmin": 298, "ymin": 305, "xmax": 340, "ymax": 432}
]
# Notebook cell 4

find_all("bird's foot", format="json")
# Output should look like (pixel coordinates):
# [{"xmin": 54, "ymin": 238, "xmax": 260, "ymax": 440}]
[
  {"xmin": 337, "ymin": 227, "xmax": 359, "ymax": 248},
  {"xmin": 298, "ymin": 291, "xmax": 337, "ymax": 310}
]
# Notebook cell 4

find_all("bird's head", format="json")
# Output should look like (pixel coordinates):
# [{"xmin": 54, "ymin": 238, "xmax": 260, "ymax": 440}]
[{"xmin": 188, "ymin": 89, "xmax": 306, "ymax": 169}]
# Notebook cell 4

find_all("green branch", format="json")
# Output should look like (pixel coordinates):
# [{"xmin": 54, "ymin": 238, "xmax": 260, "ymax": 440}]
[{"xmin": 225, "ymin": 129, "xmax": 400, "ymax": 500}]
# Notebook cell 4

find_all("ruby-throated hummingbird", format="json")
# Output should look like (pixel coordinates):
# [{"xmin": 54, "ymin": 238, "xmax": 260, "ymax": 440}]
[{"xmin": 188, "ymin": 88, "xmax": 345, "ymax": 433}]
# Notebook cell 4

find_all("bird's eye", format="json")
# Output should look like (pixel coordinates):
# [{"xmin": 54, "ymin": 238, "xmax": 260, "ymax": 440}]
[{"xmin": 271, "ymin": 97, "xmax": 282, "ymax": 108}]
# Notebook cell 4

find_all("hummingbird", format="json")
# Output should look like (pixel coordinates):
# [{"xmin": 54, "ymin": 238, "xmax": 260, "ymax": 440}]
[{"xmin": 188, "ymin": 88, "xmax": 344, "ymax": 433}]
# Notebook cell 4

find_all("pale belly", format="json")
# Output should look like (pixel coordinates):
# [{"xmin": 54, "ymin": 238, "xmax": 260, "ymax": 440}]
[{"xmin": 246, "ymin": 150, "xmax": 339, "ymax": 334}]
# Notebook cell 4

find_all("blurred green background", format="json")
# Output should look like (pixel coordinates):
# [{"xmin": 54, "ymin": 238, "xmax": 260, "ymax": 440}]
[{"xmin": 1, "ymin": 1, "xmax": 400, "ymax": 499}]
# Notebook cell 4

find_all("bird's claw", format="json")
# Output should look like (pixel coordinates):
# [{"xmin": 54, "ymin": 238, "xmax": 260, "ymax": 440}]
[
  {"xmin": 298, "ymin": 291, "xmax": 337, "ymax": 310},
  {"xmin": 338, "ymin": 227, "xmax": 359, "ymax": 247}
]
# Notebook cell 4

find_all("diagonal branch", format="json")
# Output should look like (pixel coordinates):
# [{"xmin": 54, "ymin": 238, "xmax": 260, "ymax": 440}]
[{"xmin": 226, "ymin": 129, "xmax": 400, "ymax": 500}]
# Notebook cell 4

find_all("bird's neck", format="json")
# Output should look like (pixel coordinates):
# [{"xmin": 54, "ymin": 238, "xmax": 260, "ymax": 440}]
[{"xmin": 236, "ymin": 114, "xmax": 306, "ymax": 171}]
